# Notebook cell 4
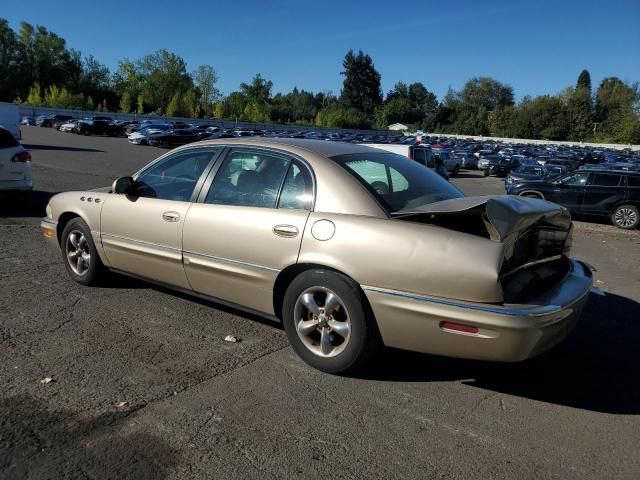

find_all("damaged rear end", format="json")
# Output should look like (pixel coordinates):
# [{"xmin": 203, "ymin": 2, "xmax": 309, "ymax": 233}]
[
  {"xmin": 370, "ymin": 195, "xmax": 592, "ymax": 362},
  {"xmin": 394, "ymin": 195, "xmax": 574, "ymax": 303}
]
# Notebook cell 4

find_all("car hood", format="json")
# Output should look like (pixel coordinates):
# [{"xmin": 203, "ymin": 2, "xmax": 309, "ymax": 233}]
[{"xmin": 394, "ymin": 195, "xmax": 571, "ymax": 242}]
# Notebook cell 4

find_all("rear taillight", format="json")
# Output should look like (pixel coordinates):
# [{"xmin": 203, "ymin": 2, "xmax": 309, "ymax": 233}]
[
  {"xmin": 408, "ymin": 148, "xmax": 413, "ymax": 160},
  {"xmin": 11, "ymin": 151, "xmax": 31, "ymax": 163},
  {"xmin": 440, "ymin": 322, "xmax": 479, "ymax": 335}
]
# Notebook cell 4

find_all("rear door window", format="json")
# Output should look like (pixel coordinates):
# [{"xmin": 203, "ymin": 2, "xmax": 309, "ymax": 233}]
[
  {"xmin": 627, "ymin": 175, "xmax": 640, "ymax": 187},
  {"xmin": 588, "ymin": 173, "xmax": 622, "ymax": 186},
  {"xmin": 205, "ymin": 148, "xmax": 290, "ymax": 208}
]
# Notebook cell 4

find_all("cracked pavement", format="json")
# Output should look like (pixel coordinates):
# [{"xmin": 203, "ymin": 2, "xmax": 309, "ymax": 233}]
[{"xmin": 1, "ymin": 127, "xmax": 640, "ymax": 479}]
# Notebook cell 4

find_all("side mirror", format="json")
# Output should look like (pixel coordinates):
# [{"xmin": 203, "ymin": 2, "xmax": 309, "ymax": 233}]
[{"xmin": 112, "ymin": 176, "xmax": 135, "ymax": 195}]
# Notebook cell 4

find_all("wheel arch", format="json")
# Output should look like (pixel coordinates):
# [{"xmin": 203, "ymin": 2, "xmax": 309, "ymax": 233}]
[
  {"xmin": 56, "ymin": 212, "xmax": 82, "ymax": 244},
  {"xmin": 273, "ymin": 263, "xmax": 374, "ymax": 322}
]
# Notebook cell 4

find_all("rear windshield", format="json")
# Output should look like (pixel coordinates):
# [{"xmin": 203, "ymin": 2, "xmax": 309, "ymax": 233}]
[
  {"xmin": 0, "ymin": 128, "xmax": 19, "ymax": 148},
  {"xmin": 331, "ymin": 152, "xmax": 463, "ymax": 213}
]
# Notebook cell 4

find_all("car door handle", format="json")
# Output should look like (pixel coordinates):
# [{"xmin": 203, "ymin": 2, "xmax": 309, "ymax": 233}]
[
  {"xmin": 273, "ymin": 224, "xmax": 298, "ymax": 238},
  {"xmin": 162, "ymin": 211, "xmax": 180, "ymax": 222}
]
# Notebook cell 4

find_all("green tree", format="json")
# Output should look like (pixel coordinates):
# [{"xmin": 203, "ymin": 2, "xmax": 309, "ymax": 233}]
[
  {"xmin": 119, "ymin": 91, "xmax": 132, "ymax": 113},
  {"xmin": 137, "ymin": 94, "xmax": 144, "ymax": 114},
  {"xmin": 512, "ymin": 95, "xmax": 570, "ymax": 140},
  {"xmin": 193, "ymin": 64, "xmax": 220, "ymax": 115},
  {"xmin": 240, "ymin": 74, "xmax": 273, "ymax": 103},
  {"xmin": 86, "ymin": 95, "xmax": 94, "ymax": 110},
  {"xmin": 594, "ymin": 77, "xmax": 640, "ymax": 143},
  {"xmin": 214, "ymin": 102, "xmax": 225, "ymax": 119},
  {"xmin": 340, "ymin": 50, "xmax": 382, "ymax": 117},
  {"xmin": 136, "ymin": 49, "xmax": 194, "ymax": 113},
  {"xmin": 565, "ymin": 86, "xmax": 593, "ymax": 140},
  {"xmin": 576, "ymin": 69, "xmax": 592, "ymax": 93},
  {"xmin": 26, "ymin": 83, "xmax": 42, "ymax": 105},
  {"xmin": 316, "ymin": 106, "xmax": 369, "ymax": 129},
  {"xmin": 243, "ymin": 102, "xmax": 270, "ymax": 122},
  {"xmin": 222, "ymin": 91, "xmax": 249, "ymax": 119},
  {"xmin": 0, "ymin": 19, "xmax": 21, "ymax": 101},
  {"xmin": 166, "ymin": 92, "xmax": 183, "ymax": 117}
]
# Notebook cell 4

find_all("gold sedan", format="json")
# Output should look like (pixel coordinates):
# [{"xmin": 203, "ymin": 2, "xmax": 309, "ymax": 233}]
[{"xmin": 41, "ymin": 138, "xmax": 592, "ymax": 373}]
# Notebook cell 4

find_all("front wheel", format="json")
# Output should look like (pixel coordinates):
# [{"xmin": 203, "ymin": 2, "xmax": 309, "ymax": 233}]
[
  {"xmin": 60, "ymin": 218, "xmax": 106, "ymax": 285},
  {"xmin": 451, "ymin": 165, "xmax": 460, "ymax": 177},
  {"xmin": 611, "ymin": 204, "xmax": 639, "ymax": 229},
  {"xmin": 282, "ymin": 270, "xmax": 381, "ymax": 374}
]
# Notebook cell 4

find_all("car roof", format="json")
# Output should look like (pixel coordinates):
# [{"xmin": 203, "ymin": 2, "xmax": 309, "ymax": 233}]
[{"xmin": 194, "ymin": 137, "xmax": 381, "ymax": 157}]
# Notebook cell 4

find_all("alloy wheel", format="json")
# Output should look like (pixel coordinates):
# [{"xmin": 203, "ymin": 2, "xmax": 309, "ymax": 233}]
[
  {"xmin": 293, "ymin": 287, "xmax": 351, "ymax": 358},
  {"xmin": 65, "ymin": 230, "xmax": 91, "ymax": 275},
  {"xmin": 614, "ymin": 207, "xmax": 638, "ymax": 228}
]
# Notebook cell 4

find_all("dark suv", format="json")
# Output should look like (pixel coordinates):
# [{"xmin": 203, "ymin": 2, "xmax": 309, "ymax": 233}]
[{"xmin": 506, "ymin": 169, "xmax": 640, "ymax": 229}]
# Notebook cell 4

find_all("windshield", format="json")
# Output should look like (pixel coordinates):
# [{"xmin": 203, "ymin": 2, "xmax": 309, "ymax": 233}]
[{"xmin": 331, "ymin": 152, "xmax": 463, "ymax": 213}]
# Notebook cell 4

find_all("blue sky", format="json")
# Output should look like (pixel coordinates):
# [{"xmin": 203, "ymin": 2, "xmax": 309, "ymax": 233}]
[{"xmin": 3, "ymin": 0, "xmax": 639, "ymax": 100}]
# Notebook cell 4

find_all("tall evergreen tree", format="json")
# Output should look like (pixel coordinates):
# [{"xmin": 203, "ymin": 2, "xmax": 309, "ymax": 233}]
[
  {"xmin": 576, "ymin": 70, "xmax": 592, "ymax": 93},
  {"xmin": 340, "ymin": 50, "xmax": 382, "ymax": 117}
]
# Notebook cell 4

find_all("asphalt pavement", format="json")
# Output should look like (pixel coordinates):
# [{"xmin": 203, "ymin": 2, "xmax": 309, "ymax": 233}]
[{"xmin": 1, "ymin": 127, "xmax": 640, "ymax": 479}]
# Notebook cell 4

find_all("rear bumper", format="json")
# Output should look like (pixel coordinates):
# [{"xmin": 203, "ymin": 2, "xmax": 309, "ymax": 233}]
[{"xmin": 364, "ymin": 259, "xmax": 593, "ymax": 362}]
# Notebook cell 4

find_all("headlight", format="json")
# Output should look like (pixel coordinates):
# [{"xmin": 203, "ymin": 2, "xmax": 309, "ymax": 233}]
[{"xmin": 46, "ymin": 204, "xmax": 52, "ymax": 219}]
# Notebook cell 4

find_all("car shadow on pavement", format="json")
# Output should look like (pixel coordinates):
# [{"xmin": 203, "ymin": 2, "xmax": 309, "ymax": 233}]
[
  {"xmin": 97, "ymin": 272, "xmax": 284, "ymax": 330},
  {"xmin": 0, "ymin": 190, "xmax": 55, "ymax": 218},
  {"xmin": 0, "ymin": 395, "xmax": 179, "ymax": 479},
  {"xmin": 360, "ymin": 292, "xmax": 640, "ymax": 414},
  {"xmin": 23, "ymin": 144, "xmax": 104, "ymax": 153}
]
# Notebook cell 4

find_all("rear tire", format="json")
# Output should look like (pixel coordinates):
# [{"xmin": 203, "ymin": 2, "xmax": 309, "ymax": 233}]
[
  {"xmin": 60, "ymin": 218, "xmax": 105, "ymax": 286},
  {"xmin": 282, "ymin": 270, "xmax": 381, "ymax": 374},
  {"xmin": 611, "ymin": 204, "xmax": 639, "ymax": 230}
]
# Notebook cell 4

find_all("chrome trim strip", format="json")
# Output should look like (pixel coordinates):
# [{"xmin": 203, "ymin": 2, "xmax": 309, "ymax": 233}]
[
  {"xmin": 101, "ymin": 232, "xmax": 181, "ymax": 252},
  {"xmin": 362, "ymin": 287, "xmax": 562, "ymax": 317},
  {"xmin": 41, "ymin": 218, "xmax": 57, "ymax": 226},
  {"xmin": 183, "ymin": 250, "xmax": 281, "ymax": 273}
]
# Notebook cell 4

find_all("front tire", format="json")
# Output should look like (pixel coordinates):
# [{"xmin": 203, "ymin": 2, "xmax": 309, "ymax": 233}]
[
  {"xmin": 611, "ymin": 204, "xmax": 639, "ymax": 229},
  {"xmin": 282, "ymin": 270, "xmax": 381, "ymax": 374},
  {"xmin": 451, "ymin": 165, "xmax": 460, "ymax": 177},
  {"xmin": 60, "ymin": 218, "xmax": 105, "ymax": 285}
]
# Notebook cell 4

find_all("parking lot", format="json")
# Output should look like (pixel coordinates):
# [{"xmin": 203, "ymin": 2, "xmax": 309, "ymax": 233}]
[{"xmin": 1, "ymin": 127, "xmax": 640, "ymax": 479}]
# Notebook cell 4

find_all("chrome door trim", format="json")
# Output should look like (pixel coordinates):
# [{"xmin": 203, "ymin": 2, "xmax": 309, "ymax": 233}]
[
  {"xmin": 182, "ymin": 250, "xmax": 281, "ymax": 273},
  {"xmin": 101, "ymin": 232, "xmax": 182, "ymax": 259}
]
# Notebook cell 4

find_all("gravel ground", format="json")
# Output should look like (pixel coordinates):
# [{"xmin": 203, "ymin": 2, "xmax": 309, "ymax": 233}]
[{"xmin": 1, "ymin": 127, "xmax": 639, "ymax": 479}]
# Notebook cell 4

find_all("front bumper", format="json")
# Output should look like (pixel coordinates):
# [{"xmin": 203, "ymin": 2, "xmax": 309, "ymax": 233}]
[
  {"xmin": 364, "ymin": 259, "xmax": 593, "ymax": 362},
  {"xmin": 40, "ymin": 218, "xmax": 59, "ymax": 248}
]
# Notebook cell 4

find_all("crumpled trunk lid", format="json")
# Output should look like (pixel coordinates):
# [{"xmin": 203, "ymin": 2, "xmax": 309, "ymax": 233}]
[
  {"xmin": 393, "ymin": 195, "xmax": 571, "ymax": 242},
  {"xmin": 393, "ymin": 195, "xmax": 573, "ymax": 301}
]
